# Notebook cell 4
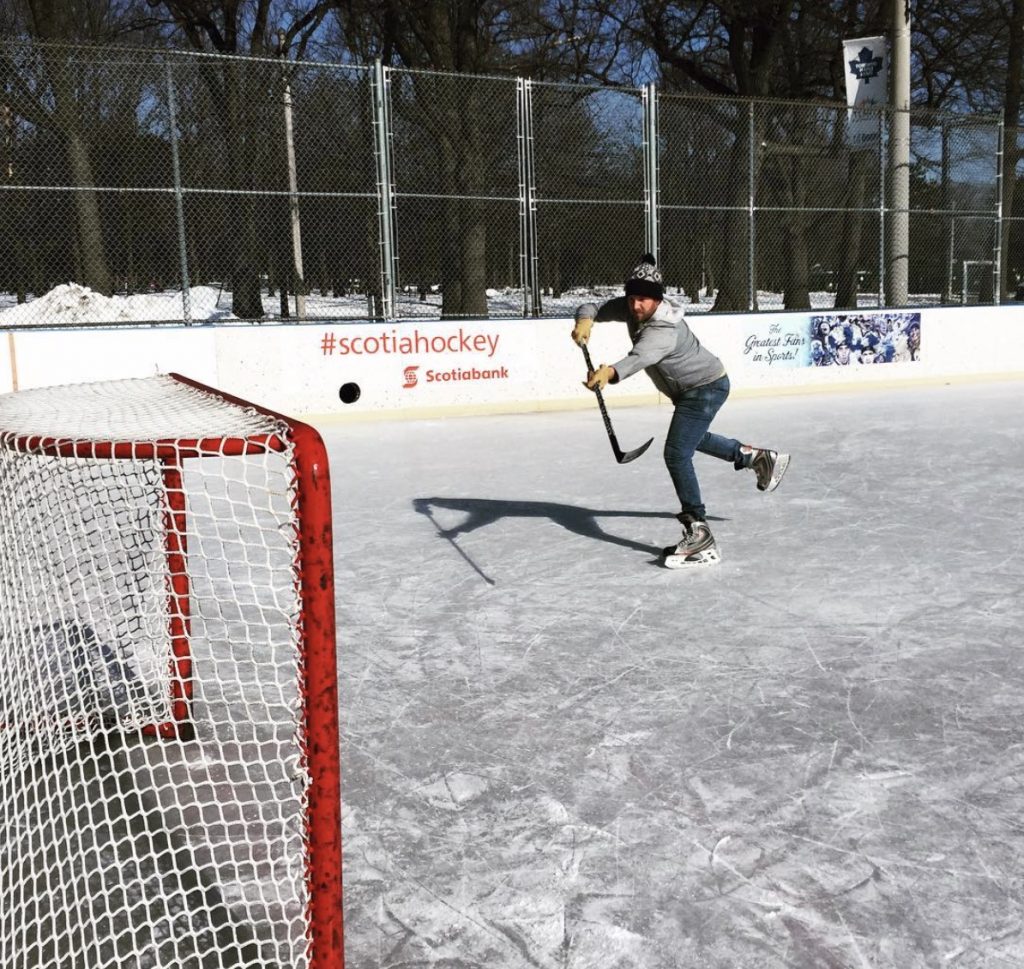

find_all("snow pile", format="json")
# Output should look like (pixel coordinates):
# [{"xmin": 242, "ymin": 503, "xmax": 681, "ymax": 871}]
[{"xmin": 0, "ymin": 283, "xmax": 228, "ymax": 327}]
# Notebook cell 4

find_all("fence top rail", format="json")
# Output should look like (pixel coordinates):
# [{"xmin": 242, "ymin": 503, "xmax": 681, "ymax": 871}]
[
  {"xmin": 0, "ymin": 38, "xmax": 1002, "ymax": 127},
  {"xmin": 659, "ymin": 88, "xmax": 1001, "ymax": 125},
  {"xmin": 0, "ymin": 37, "xmax": 371, "ymax": 74},
  {"xmin": 523, "ymin": 77, "xmax": 646, "ymax": 97},
  {"xmin": 389, "ymin": 64, "xmax": 530, "ymax": 86}
]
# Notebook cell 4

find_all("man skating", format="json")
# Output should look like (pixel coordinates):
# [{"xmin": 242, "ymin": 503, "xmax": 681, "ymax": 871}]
[{"xmin": 573, "ymin": 254, "xmax": 790, "ymax": 569}]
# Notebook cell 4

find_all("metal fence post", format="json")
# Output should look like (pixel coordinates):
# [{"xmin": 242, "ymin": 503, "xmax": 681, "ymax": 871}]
[
  {"xmin": 942, "ymin": 122, "xmax": 954, "ymax": 303},
  {"xmin": 164, "ymin": 61, "xmax": 192, "ymax": 324},
  {"xmin": 878, "ymin": 110, "xmax": 886, "ymax": 307},
  {"xmin": 748, "ymin": 100, "xmax": 756, "ymax": 312},
  {"xmin": 371, "ymin": 59, "xmax": 397, "ymax": 320},
  {"xmin": 643, "ymin": 83, "xmax": 659, "ymax": 262},
  {"xmin": 994, "ymin": 117, "xmax": 1005, "ymax": 304},
  {"xmin": 888, "ymin": 0, "xmax": 912, "ymax": 306},
  {"xmin": 516, "ymin": 78, "xmax": 541, "ymax": 317}
]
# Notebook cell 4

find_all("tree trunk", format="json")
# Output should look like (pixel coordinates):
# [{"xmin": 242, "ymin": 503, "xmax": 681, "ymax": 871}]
[
  {"xmin": 22, "ymin": 2, "xmax": 113, "ymax": 296},
  {"xmin": 781, "ymin": 154, "xmax": 811, "ymax": 310},
  {"xmin": 50, "ymin": 67, "xmax": 112, "ymax": 296},
  {"xmin": 455, "ymin": 200, "xmax": 488, "ymax": 318},
  {"xmin": 712, "ymin": 115, "xmax": 759, "ymax": 312},
  {"xmin": 783, "ymin": 216, "xmax": 811, "ymax": 309},
  {"xmin": 439, "ymin": 194, "xmax": 463, "ymax": 319},
  {"xmin": 431, "ymin": 86, "xmax": 488, "ymax": 319},
  {"xmin": 835, "ymin": 152, "xmax": 869, "ymax": 309},
  {"xmin": 63, "ymin": 128, "xmax": 110, "ymax": 295},
  {"xmin": 680, "ymin": 234, "xmax": 704, "ymax": 304},
  {"xmin": 221, "ymin": 61, "xmax": 264, "ymax": 319}
]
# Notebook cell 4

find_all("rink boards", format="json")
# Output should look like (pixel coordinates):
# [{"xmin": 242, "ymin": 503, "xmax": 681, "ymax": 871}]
[{"xmin": 1, "ymin": 304, "xmax": 1022, "ymax": 421}]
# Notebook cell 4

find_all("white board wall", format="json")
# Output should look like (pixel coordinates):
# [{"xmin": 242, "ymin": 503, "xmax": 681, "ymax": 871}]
[{"xmin": 4, "ymin": 305, "xmax": 1022, "ymax": 421}]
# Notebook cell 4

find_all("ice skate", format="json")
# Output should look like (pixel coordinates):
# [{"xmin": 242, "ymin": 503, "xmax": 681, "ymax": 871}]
[
  {"xmin": 663, "ymin": 515, "xmax": 721, "ymax": 569},
  {"xmin": 742, "ymin": 446, "xmax": 790, "ymax": 492}
]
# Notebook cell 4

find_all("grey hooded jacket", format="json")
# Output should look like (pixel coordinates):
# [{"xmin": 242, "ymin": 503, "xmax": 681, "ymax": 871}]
[{"xmin": 578, "ymin": 295, "xmax": 726, "ymax": 401}]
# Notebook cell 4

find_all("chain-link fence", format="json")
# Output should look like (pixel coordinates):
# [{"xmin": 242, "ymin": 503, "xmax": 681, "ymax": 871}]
[{"xmin": 0, "ymin": 40, "xmax": 1007, "ymax": 326}]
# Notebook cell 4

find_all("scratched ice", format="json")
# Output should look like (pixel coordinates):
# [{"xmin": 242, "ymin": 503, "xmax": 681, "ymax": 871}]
[{"xmin": 331, "ymin": 379, "xmax": 1024, "ymax": 969}]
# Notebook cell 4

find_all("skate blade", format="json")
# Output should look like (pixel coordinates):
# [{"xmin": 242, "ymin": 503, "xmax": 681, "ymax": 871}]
[
  {"xmin": 760, "ymin": 453, "xmax": 791, "ymax": 493},
  {"xmin": 663, "ymin": 548, "xmax": 721, "ymax": 570}
]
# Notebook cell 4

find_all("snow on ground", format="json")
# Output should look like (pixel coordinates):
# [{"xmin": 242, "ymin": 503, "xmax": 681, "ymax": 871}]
[
  {"xmin": 0, "ymin": 283, "xmax": 925, "ymax": 328},
  {"xmin": 332, "ymin": 379, "xmax": 1024, "ymax": 968},
  {"xmin": 0, "ymin": 283, "xmax": 235, "ymax": 326}
]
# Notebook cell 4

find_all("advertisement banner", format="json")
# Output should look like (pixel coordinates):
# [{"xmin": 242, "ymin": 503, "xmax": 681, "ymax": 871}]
[
  {"xmin": 741, "ymin": 317, "xmax": 811, "ymax": 368},
  {"xmin": 843, "ymin": 35, "xmax": 887, "ymax": 149},
  {"xmin": 739, "ymin": 311, "xmax": 922, "ymax": 370},
  {"xmin": 810, "ymin": 311, "xmax": 921, "ymax": 366},
  {"xmin": 303, "ymin": 320, "xmax": 531, "ymax": 412}
]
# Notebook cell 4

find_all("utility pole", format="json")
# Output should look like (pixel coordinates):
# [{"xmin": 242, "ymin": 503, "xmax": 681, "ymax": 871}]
[{"xmin": 888, "ymin": 0, "xmax": 911, "ymax": 306}]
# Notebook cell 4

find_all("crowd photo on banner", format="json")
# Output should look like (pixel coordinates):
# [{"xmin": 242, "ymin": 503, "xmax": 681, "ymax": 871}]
[{"xmin": 810, "ymin": 311, "xmax": 922, "ymax": 366}]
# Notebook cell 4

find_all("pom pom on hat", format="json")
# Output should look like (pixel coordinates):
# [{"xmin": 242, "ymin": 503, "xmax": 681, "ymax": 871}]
[{"xmin": 625, "ymin": 253, "xmax": 664, "ymax": 300}]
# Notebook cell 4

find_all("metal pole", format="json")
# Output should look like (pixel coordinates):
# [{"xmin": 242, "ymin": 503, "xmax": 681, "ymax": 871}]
[
  {"xmin": 948, "ymin": 216, "xmax": 956, "ymax": 302},
  {"xmin": 279, "ymin": 32, "xmax": 306, "ymax": 319},
  {"xmin": 516, "ymin": 79, "xmax": 529, "ymax": 317},
  {"xmin": 748, "ymin": 100, "xmax": 756, "ymax": 311},
  {"xmin": 994, "ymin": 118, "xmax": 1005, "ymax": 304},
  {"xmin": 643, "ymin": 83, "xmax": 659, "ymax": 262},
  {"xmin": 164, "ymin": 63, "xmax": 192, "ymax": 324},
  {"xmin": 878, "ymin": 109, "xmax": 886, "ymax": 306},
  {"xmin": 526, "ymin": 81, "xmax": 541, "ymax": 317},
  {"xmin": 516, "ymin": 78, "xmax": 541, "ymax": 317},
  {"xmin": 371, "ymin": 59, "xmax": 397, "ymax": 319},
  {"xmin": 942, "ymin": 122, "xmax": 954, "ymax": 303},
  {"xmin": 887, "ymin": 0, "xmax": 911, "ymax": 305}
]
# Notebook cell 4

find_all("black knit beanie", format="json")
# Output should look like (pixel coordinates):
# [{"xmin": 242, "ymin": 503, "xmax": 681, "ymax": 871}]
[{"xmin": 624, "ymin": 253, "xmax": 664, "ymax": 300}]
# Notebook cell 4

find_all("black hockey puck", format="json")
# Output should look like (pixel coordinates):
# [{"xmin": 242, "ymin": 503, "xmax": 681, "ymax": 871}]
[{"xmin": 339, "ymin": 382, "xmax": 361, "ymax": 404}]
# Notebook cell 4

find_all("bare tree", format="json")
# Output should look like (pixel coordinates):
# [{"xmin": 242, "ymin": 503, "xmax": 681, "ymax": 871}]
[
  {"xmin": 0, "ymin": 0, "xmax": 131, "ymax": 296},
  {"xmin": 144, "ymin": 1, "xmax": 333, "ymax": 318},
  {"xmin": 334, "ymin": 0, "xmax": 503, "ymax": 318},
  {"xmin": 330, "ymin": 0, "xmax": 600, "ymax": 318},
  {"xmin": 914, "ymin": 0, "xmax": 1024, "ymax": 298},
  {"xmin": 628, "ymin": 1, "xmax": 797, "ymax": 310}
]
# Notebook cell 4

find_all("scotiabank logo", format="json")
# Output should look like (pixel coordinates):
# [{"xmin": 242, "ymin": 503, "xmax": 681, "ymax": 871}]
[{"xmin": 402, "ymin": 363, "xmax": 510, "ymax": 388}]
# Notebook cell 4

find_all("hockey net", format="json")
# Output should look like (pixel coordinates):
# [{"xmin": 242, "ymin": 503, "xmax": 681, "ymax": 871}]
[{"xmin": 0, "ymin": 373, "xmax": 342, "ymax": 969}]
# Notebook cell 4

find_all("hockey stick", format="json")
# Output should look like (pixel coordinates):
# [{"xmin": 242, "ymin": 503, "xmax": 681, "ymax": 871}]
[{"xmin": 580, "ymin": 344, "xmax": 653, "ymax": 465}]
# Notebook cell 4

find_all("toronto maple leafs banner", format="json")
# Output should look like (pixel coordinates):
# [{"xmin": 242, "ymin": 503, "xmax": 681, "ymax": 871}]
[{"xmin": 843, "ymin": 35, "xmax": 887, "ymax": 149}]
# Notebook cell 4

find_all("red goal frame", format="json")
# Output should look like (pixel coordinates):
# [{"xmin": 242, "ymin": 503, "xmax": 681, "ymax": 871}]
[{"xmin": 0, "ymin": 372, "xmax": 344, "ymax": 969}]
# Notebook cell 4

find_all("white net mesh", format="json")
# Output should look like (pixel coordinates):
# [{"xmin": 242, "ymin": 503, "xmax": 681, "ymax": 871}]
[{"xmin": 0, "ymin": 375, "xmax": 328, "ymax": 969}]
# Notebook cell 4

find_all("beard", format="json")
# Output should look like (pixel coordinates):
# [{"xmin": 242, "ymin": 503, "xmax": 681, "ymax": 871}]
[{"xmin": 629, "ymin": 305, "xmax": 656, "ymax": 326}]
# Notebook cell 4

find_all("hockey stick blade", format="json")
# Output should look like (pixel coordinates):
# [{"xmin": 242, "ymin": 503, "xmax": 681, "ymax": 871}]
[
  {"xmin": 581, "ymin": 344, "xmax": 653, "ymax": 465},
  {"xmin": 613, "ymin": 434, "xmax": 654, "ymax": 464}
]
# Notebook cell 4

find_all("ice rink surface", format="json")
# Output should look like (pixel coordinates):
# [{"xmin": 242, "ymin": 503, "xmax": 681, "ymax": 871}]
[{"xmin": 329, "ymin": 378, "xmax": 1024, "ymax": 969}]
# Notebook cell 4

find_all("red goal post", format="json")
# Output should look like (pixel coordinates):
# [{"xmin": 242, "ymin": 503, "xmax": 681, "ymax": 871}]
[{"xmin": 0, "ymin": 373, "xmax": 343, "ymax": 969}]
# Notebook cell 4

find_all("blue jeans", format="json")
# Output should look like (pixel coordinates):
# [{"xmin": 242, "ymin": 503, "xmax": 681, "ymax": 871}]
[{"xmin": 664, "ymin": 376, "xmax": 741, "ymax": 521}]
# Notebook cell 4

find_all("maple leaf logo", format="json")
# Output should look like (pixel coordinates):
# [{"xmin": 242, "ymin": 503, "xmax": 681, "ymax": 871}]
[{"xmin": 849, "ymin": 46, "xmax": 883, "ymax": 83}]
